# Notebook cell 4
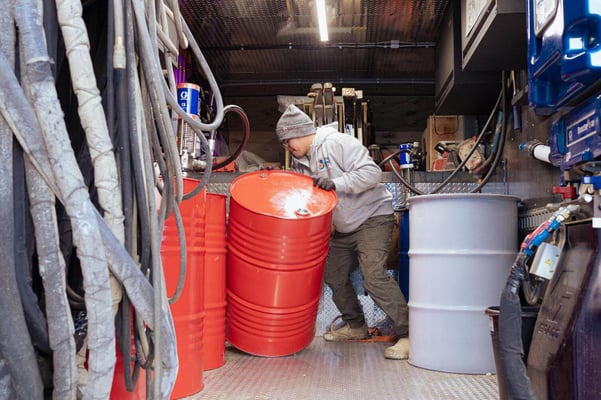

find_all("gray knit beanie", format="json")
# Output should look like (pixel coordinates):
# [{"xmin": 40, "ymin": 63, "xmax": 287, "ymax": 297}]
[{"xmin": 276, "ymin": 105, "xmax": 315, "ymax": 142}]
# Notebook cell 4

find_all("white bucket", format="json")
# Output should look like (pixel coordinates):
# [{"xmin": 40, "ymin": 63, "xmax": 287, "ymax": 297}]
[{"xmin": 407, "ymin": 193, "xmax": 520, "ymax": 374}]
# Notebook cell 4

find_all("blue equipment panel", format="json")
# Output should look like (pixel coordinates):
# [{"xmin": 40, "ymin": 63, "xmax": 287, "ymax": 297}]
[
  {"xmin": 528, "ymin": 0, "xmax": 601, "ymax": 115},
  {"xmin": 550, "ymin": 94, "xmax": 601, "ymax": 171}
]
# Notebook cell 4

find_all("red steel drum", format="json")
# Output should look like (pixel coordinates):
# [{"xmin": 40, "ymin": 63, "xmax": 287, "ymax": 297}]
[
  {"xmin": 161, "ymin": 178, "xmax": 205, "ymax": 398},
  {"xmin": 203, "ymin": 192, "xmax": 227, "ymax": 370},
  {"xmin": 226, "ymin": 170, "xmax": 337, "ymax": 356}
]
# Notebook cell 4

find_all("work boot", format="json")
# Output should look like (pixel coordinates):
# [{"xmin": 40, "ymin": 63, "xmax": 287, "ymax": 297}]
[
  {"xmin": 384, "ymin": 337, "xmax": 410, "ymax": 360},
  {"xmin": 323, "ymin": 323, "xmax": 368, "ymax": 341}
]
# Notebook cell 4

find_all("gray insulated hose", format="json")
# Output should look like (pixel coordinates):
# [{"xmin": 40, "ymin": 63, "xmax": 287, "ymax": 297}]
[
  {"xmin": 0, "ymin": 148, "xmax": 44, "ymax": 400},
  {"xmin": 25, "ymin": 158, "xmax": 78, "ymax": 400},
  {"xmin": 2, "ymin": 6, "xmax": 178, "ymax": 398},
  {"xmin": 0, "ymin": 1, "xmax": 44, "ymax": 398},
  {"xmin": 0, "ymin": 51, "xmax": 178, "ymax": 399},
  {"xmin": 15, "ymin": 2, "xmax": 115, "ymax": 398},
  {"xmin": 498, "ymin": 253, "xmax": 535, "ymax": 400},
  {"xmin": 13, "ymin": 147, "xmax": 51, "ymax": 356}
]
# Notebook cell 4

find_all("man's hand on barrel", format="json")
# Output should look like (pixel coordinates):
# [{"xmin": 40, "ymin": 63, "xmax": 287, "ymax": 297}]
[{"xmin": 312, "ymin": 176, "xmax": 335, "ymax": 191}]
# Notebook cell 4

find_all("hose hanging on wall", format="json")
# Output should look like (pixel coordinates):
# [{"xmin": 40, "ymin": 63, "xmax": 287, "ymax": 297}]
[
  {"xmin": 25, "ymin": 157, "xmax": 78, "ymax": 399},
  {"xmin": 116, "ymin": 295, "xmax": 142, "ymax": 392},
  {"xmin": 13, "ymin": 145, "xmax": 51, "ymax": 356},
  {"xmin": 109, "ymin": 0, "xmax": 156, "ymax": 391},
  {"xmin": 130, "ymin": 5, "xmax": 214, "ymax": 394},
  {"xmin": 210, "ymin": 104, "xmax": 251, "ymax": 172},
  {"xmin": 53, "ymin": 15, "xmax": 128, "ymax": 397},
  {"xmin": 16, "ymin": 2, "xmax": 117, "ymax": 397},
  {"xmin": 0, "ymin": 29, "xmax": 179, "ymax": 400},
  {"xmin": 0, "ymin": 2, "xmax": 47, "ymax": 399},
  {"xmin": 2, "ymin": 0, "xmax": 234, "ymax": 396}
]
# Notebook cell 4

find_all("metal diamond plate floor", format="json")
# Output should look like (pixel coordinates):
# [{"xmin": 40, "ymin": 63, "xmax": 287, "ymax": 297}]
[{"xmin": 183, "ymin": 338, "xmax": 499, "ymax": 400}]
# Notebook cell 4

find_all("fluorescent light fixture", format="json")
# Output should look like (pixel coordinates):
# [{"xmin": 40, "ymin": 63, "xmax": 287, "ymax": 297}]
[{"xmin": 316, "ymin": 0, "xmax": 328, "ymax": 41}]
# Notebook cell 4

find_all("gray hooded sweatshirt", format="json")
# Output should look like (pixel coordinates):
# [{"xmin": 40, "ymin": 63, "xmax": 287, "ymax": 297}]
[{"xmin": 290, "ymin": 123, "xmax": 393, "ymax": 233}]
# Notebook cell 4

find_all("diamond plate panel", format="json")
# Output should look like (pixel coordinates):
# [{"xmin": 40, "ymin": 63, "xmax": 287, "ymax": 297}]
[{"xmin": 193, "ymin": 339, "xmax": 499, "ymax": 400}]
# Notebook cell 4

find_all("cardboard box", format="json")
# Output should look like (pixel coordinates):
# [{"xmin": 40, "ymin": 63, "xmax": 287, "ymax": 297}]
[{"xmin": 423, "ymin": 115, "xmax": 458, "ymax": 171}]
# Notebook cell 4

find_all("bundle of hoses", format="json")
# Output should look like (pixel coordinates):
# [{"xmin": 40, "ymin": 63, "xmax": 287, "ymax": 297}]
[
  {"xmin": 498, "ymin": 203, "xmax": 583, "ymax": 400},
  {"xmin": 0, "ymin": 0, "xmax": 226, "ymax": 398}
]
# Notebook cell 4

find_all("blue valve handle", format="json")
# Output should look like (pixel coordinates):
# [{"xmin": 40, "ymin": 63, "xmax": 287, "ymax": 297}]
[{"xmin": 582, "ymin": 175, "xmax": 601, "ymax": 190}]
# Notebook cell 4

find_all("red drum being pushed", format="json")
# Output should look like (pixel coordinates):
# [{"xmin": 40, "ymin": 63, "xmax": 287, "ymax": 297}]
[{"xmin": 226, "ymin": 170, "xmax": 337, "ymax": 357}]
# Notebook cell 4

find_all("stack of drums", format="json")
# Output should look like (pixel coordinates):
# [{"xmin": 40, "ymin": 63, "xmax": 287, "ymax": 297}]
[
  {"xmin": 161, "ymin": 178, "xmax": 206, "ymax": 398},
  {"xmin": 203, "ymin": 193, "xmax": 227, "ymax": 370},
  {"xmin": 226, "ymin": 170, "xmax": 337, "ymax": 357}
]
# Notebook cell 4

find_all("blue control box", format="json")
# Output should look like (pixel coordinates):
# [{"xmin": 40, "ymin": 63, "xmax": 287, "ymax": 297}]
[
  {"xmin": 550, "ymin": 94, "xmax": 601, "ymax": 171},
  {"xmin": 528, "ymin": 0, "xmax": 601, "ymax": 115}
]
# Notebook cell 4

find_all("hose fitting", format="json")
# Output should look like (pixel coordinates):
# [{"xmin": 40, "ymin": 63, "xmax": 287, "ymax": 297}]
[{"xmin": 519, "ymin": 140, "xmax": 551, "ymax": 164}]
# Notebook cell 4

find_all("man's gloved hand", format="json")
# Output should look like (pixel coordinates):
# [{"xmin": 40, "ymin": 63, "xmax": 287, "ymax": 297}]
[{"xmin": 312, "ymin": 176, "xmax": 336, "ymax": 191}]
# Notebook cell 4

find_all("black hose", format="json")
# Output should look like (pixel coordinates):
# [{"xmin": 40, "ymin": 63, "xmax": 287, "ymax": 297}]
[
  {"xmin": 135, "ymin": 327, "xmax": 154, "ymax": 370},
  {"xmin": 438, "ymin": 85, "xmax": 503, "ymax": 194},
  {"xmin": 66, "ymin": 284, "xmax": 86, "ymax": 309},
  {"xmin": 380, "ymin": 151, "xmax": 424, "ymax": 195},
  {"xmin": 117, "ymin": 295, "xmax": 141, "ymax": 392},
  {"xmin": 12, "ymin": 144, "xmax": 51, "ymax": 355},
  {"xmin": 499, "ymin": 253, "xmax": 535, "ymax": 400},
  {"xmin": 143, "ymin": 92, "xmax": 171, "ymax": 221},
  {"xmin": 115, "ymin": 66, "xmax": 134, "ymax": 257},
  {"xmin": 105, "ymin": 0, "xmax": 115, "ymax": 146},
  {"xmin": 138, "ymin": 73, "xmax": 173, "ymax": 238},
  {"xmin": 124, "ymin": 0, "xmax": 151, "ymax": 274},
  {"xmin": 132, "ymin": 0, "xmax": 183, "ymax": 216},
  {"xmin": 382, "ymin": 78, "xmax": 504, "ymax": 196},
  {"xmin": 167, "ymin": 203, "xmax": 187, "ymax": 305},
  {"xmin": 113, "ymin": 0, "xmax": 142, "ymax": 394},
  {"xmin": 42, "ymin": 0, "xmax": 59, "ymax": 79},
  {"xmin": 211, "ymin": 104, "xmax": 250, "ymax": 171},
  {"xmin": 469, "ymin": 71, "xmax": 509, "ymax": 193}
]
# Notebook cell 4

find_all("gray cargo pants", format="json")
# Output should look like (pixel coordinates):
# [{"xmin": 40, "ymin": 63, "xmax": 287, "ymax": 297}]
[{"xmin": 324, "ymin": 214, "xmax": 409, "ymax": 337}]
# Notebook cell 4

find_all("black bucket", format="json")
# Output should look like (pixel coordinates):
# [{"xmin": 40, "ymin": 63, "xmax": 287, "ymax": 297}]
[{"xmin": 485, "ymin": 305, "xmax": 539, "ymax": 400}]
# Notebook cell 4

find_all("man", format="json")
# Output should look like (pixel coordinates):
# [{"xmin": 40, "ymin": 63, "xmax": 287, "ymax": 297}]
[{"xmin": 275, "ymin": 104, "xmax": 410, "ymax": 360}]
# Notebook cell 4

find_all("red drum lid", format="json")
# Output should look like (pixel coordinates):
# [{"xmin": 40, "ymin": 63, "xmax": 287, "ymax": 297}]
[{"xmin": 229, "ymin": 170, "xmax": 337, "ymax": 219}]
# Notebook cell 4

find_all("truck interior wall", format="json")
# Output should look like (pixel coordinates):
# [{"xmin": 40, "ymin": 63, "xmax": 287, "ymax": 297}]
[
  {"xmin": 222, "ymin": 95, "xmax": 433, "ymax": 164},
  {"xmin": 223, "ymin": 85, "xmax": 558, "ymax": 211},
  {"xmin": 505, "ymin": 102, "xmax": 558, "ymax": 208}
]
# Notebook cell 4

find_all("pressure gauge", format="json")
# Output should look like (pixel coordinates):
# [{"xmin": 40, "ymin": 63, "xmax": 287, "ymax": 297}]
[{"xmin": 533, "ymin": 0, "xmax": 558, "ymax": 37}]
